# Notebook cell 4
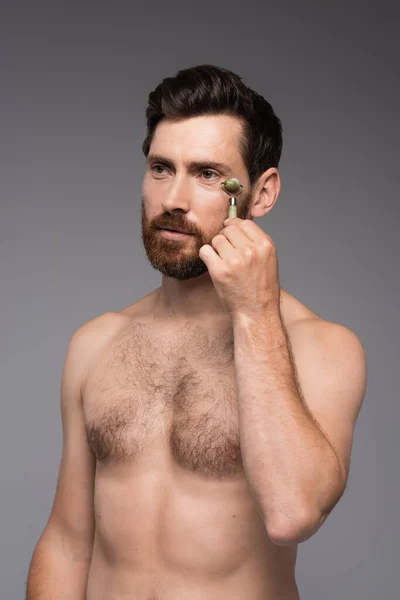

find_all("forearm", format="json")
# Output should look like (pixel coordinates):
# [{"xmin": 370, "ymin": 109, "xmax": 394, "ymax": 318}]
[
  {"xmin": 232, "ymin": 309, "xmax": 344, "ymax": 540},
  {"xmin": 26, "ymin": 532, "xmax": 92, "ymax": 599}
]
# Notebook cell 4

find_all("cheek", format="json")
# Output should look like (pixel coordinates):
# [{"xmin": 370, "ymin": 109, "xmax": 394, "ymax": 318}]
[
  {"xmin": 142, "ymin": 175, "xmax": 156, "ymax": 197},
  {"xmin": 141, "ymin": 180, "xmax": 163, "ymax": 210},
  {"xmin": 198, "ymin": 199, "xmax": 225, "ymax": 219},
  {"xmin": 200, "ymin": 207, "xmax": 229, "ymax": 239}
]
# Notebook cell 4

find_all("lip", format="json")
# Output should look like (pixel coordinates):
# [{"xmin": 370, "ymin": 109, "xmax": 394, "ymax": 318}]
[
  {"xmin": 159, "ymin": 228, "xmax": 192, "ymax": 234},
  {"xmin": 158, "ymin": 229, "xmax": 193, "ymax": 240}
]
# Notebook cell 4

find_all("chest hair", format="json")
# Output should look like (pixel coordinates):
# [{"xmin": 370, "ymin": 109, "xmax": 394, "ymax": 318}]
[{"xmin": 84, "ymin": 320, "xmax": 244, "ymax": 478}]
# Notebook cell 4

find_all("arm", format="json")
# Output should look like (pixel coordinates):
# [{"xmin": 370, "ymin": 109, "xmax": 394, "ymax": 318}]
[
  {"xmin": 232, "ymin": 310, "xmax": 367, "ymax": 545},
  {"xmin": 26, "ymin": 323, "xmax": 97, "ymax": 599}
]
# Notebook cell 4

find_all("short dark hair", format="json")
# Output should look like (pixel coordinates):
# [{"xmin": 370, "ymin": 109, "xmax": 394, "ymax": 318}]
[{"xmin": 142, "ymin": 64, "xmax": 283, "ymax": 187}]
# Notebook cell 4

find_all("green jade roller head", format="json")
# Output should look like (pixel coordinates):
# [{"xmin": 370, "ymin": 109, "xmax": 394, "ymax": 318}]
[{"xmin": 220, "ymin": 178, "xmax": 244, "ymax": 219}]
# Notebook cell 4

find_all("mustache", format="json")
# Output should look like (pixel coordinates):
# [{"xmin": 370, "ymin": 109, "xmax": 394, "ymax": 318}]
[{"xmin": 142, "ymin": 198, "xmax": 196, "ymax": 234}]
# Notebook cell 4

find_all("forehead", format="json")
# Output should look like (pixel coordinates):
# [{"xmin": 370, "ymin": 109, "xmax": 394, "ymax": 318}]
[{"xmin": 149, "ymin": 114, "xmax": 246, "ymax": 168}]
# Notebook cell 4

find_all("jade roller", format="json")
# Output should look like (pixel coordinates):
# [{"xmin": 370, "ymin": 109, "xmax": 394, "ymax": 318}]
[{"xmin": 220, "ymin": 178, "xmax": 244, "ymax": 218}]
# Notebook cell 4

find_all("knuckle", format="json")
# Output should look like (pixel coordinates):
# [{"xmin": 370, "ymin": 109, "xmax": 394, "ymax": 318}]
[
  {"xmin": 244, "ymin": 246, "xmax": 256, "ymax": 258},
  {"xmin": 219, "ymin": 267, "xmax": 230, "ymax": 281},
  {"xmin": 262, "ymin": 239, "xmax": 271, "ymax": 249},
  {"xmin": 229, "ymin": 257, "xmax": 241, "ymax": 268},
  {"xmin": 261, "ymin": 239, "xmax": 274, "ymax": 254}
]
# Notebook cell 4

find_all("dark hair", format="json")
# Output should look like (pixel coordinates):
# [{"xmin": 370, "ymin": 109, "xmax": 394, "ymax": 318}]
[{"xmin": 142, "ymin": 64, "xmax": 283, "ymax": 187}]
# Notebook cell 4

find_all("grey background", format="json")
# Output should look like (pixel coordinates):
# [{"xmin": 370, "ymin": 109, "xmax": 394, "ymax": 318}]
[{"xmin": 1, "ymin": 0, "xmax": 399, "ymax": 598}]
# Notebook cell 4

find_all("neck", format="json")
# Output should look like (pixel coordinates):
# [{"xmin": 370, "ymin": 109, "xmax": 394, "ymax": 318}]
[{"xmin": 152, "ymin": 272, "xmax": 229, "ymax": 321}]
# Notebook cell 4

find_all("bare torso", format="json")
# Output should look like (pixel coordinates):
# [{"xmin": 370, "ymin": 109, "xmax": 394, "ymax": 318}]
[{"xmin": 83, "ymin": 288, "xmax": 321, "ymax": 599}]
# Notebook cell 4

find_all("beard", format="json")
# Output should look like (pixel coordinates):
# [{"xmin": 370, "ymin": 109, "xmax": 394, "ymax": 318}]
[{"xmin": 140, "ymin": 193, "xmax": 252, "ymax": 281}]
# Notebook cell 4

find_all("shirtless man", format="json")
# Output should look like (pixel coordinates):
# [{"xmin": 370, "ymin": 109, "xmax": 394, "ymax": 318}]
[{"xmin": 26, "ymin": 64, "xmax": 367, "ymax": 599}]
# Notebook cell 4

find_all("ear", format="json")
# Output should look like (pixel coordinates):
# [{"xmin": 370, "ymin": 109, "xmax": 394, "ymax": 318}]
[{"xmin": 250, "ymin": 168, "xmax": 281, "ymax": 219}]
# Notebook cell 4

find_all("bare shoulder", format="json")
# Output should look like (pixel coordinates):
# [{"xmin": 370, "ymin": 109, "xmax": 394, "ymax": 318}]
[
  {"xmin": 280, "ymin": 289, "xmax": 324, "ymax": 330},
  {"xmin": 70, "ymin": 289, "xmax": 160, "ymax": 379},
  {"xmin": 281, "ymin": 289, "xmax": 364, "ymax": 340},
  {"xmin": 281, "ymin": 289, "xmax": 367, "ymax": 368},
  {"xmin": 72, "ymin": 288, "xmax": 157, "ymax": 353},
  {"xmin": 69, "ymin": 311, "xmax": 133, "ymax": 385},
  {"xmin": 282, "ymin": 290, "xmax": 367, "ymax": 407},
  {"xmin": 73, "ymin": 311, "xmax": 131, "ymax": 345}
]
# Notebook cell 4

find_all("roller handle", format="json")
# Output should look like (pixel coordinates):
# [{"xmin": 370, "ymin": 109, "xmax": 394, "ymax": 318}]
[{"xmin": 228, "ymin": 204, "xmax": 237, "ymax": 218}]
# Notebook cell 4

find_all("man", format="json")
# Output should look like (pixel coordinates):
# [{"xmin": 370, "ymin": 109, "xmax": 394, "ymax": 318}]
[{"xmin": 26, "ymin": 64, "xmax": 367, "ymax": 599}]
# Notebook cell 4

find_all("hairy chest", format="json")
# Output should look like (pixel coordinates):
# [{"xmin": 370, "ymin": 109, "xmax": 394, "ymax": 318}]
[{"xmin": 83, "ymin": 320, "xmax": 244, "ymax": 478}]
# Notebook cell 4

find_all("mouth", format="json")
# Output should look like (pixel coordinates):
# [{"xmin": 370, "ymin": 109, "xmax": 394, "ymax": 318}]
[{"xmin": 159, "ymin": 228, "xmax": 193, "ymax": 234}]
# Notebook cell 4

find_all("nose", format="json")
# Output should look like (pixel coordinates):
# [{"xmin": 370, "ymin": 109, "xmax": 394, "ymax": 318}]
[{"xmin": 162, "ymin": 174, "xmax": 192, "ymax": 213}]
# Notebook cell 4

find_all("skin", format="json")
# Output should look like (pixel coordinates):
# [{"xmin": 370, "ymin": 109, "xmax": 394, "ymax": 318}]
[{"xmin": 27, "ymin": 114, "xmax": 325, "ymax": 599}]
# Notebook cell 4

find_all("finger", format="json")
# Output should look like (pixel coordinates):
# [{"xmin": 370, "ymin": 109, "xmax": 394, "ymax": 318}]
[
  {"xmin": 211, "ymin": 233, "xmax": 236, "ymax": 258},
  {"xmin": 221, "ymin": 224, "xmax": 250, "ymax": 249},
  {"xmin": 233, "ymin": 219, "xmax": 270, "ymax": 244},
  {"xmin": 223, "ymin": 217, "xmax": 242, "ymax": 226},
  {"xmin": 199, "ymin": 243, "xmax": 222, "ymax": 268}
]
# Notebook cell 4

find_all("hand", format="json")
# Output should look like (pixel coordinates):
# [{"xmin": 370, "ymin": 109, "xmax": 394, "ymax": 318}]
[{"xmin": 198, "ymin": 217, "xmax": 281, "ymax": 318}]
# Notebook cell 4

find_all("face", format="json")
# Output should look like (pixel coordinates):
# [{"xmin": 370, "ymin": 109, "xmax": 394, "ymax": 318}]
[{"xmin": 141, "ymin": 114, "xmax": 253, "ymax": 280}]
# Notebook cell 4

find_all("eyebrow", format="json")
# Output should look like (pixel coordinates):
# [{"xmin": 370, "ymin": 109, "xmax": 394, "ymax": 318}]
[{"xmin": 146, "ymin": 154, "xmax": 233, "ymax": 176}]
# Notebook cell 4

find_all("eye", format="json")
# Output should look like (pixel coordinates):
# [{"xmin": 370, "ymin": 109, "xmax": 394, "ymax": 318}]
[
  {"xmin": 201, "ymin": 170, "xmax": 218, "ymax": 180},
  {"xmin": 151, "ymin": 164, "xmax": 166, "ymax": 174}
]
